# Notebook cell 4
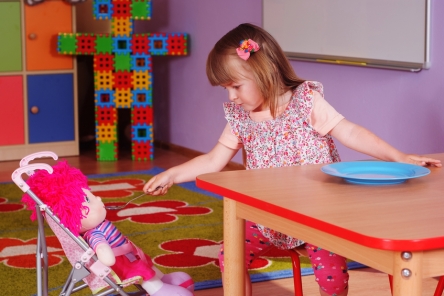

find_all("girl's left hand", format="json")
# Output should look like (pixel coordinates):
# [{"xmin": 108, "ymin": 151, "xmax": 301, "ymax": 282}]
[{"xmin": 405, "ymin": 155, "xmax": 442, "ymax": 167}]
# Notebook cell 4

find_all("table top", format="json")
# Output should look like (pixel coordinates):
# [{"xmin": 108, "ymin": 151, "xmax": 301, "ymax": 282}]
[{"xmin": 196, "ymin": 153, "xmax": 444, "ymax": 251}]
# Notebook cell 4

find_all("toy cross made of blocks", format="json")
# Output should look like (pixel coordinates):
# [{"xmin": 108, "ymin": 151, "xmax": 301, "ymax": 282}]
[{"xmin": 57, "ymin": 0, "xmax": 187, "ymax": 161}]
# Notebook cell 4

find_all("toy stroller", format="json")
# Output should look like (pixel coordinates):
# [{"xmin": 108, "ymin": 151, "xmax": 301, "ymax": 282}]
[{"xmin": 12, "ymin": 152, "xmax": 194, "ymax": 296}]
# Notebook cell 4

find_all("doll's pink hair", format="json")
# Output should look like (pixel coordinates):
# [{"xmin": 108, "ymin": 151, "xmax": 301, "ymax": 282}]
[{"xmin": 21, "ymin": 161, "xmax": 90, "ymax": 236}]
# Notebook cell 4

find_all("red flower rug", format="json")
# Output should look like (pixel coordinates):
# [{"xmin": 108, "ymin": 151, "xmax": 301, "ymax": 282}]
[{"xmin": 0, "ymin": 168, "xmax": 364, "ymax": 295}]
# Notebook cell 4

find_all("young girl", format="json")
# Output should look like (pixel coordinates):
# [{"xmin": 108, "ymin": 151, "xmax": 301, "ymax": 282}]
[{"xmin": 143, "ymin": 23, "xmax": 441, "ymax": 296}]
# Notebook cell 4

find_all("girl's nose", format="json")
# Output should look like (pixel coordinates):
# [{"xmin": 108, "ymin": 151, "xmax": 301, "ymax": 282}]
[{"xmin": 227, "ymin": 90, "xmax": 237, "ymax": 102}]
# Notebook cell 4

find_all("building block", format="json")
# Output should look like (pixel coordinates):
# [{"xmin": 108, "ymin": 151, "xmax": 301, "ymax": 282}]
[{"xmin": 58, "ymin": 0, "xmax": 187, "ymax": 161}]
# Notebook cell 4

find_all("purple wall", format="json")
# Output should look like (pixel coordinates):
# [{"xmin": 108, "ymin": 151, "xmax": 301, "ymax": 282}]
[{"xmin": 137, "ymin": 0, "xmax": 444, "ymax": 163}]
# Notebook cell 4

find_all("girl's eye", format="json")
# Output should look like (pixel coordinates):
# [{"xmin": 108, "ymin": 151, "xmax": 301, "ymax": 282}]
[{"xmin": 84, "ymin": 196, "xmax": 90, "ymax": 203}]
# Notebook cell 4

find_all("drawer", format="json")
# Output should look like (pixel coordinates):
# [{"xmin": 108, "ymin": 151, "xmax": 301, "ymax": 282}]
[
  {"xmin": 27, "ymin": 73, "xmax": 75, "ymax": 143},
  {"xmin": 0, "ymin": 2, "xmax": 22, "ymax": 72},
  {"xmin": 25, "ymin": 1, "xmax": 73, "ymax": 71},
  {"xmin": 0, "ymin": 75, "xmax": 24, "ymax": 145}
]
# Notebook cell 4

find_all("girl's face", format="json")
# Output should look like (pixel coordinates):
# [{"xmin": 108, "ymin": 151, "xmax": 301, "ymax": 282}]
[{"xmin": 221, "ymin": 56, "xmax": 265, "ymax": 112}]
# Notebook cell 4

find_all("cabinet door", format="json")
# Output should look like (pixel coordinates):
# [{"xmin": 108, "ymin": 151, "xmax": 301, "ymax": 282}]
[
  {"xmin": 24, "ymin": 1, "xmax": 73, "ymax": 71},
  {"xmin": 27, "ymin": 74, "xmax": 74, "ymax": 143},
  {"xmin": 0, "ymin": 2, "xmax": 22, "ymax": 72},
  {"xmin": 0, "ymin": 76, "xmax": 24, "ymax": 145}
]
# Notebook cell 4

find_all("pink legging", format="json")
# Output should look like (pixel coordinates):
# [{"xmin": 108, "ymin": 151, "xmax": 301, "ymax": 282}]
[{"xmin": 219, "ymin": 221, "xmax": 349, "ymax": 295}]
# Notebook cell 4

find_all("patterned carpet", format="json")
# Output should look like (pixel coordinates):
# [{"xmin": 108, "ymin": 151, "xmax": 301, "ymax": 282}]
[{"xmin": 1, "ymin": 168, "xmax": 318, "ymax": 296}]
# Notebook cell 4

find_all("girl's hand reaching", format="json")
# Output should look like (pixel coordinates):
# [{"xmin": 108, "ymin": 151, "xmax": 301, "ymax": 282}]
[
  {"xmin": 142, "ymin": 143, "xmax": 238, "ymax": 196},
  {"xmin": 403, "ymin": 154, "xmax": 442, "ymax": 168},
  {"xmin": 143, "ymin": 173, "xmax": 172, "ymax": 196}
]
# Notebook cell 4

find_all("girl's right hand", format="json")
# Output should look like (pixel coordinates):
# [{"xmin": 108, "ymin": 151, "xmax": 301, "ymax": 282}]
[{"xmin": 143, "ymin": 174, "xmax": 172, "ymax": 196}]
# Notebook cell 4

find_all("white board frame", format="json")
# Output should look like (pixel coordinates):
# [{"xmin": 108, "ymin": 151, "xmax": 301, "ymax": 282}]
[{"xmin": 263, "ymin": 0, "xmax": 431, "ymax": 72}]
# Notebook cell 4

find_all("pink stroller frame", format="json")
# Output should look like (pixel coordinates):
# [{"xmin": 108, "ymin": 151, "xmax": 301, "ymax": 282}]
[{"xmin": 12, "ymin": 152, "xmax": 146, "ymax": 296}]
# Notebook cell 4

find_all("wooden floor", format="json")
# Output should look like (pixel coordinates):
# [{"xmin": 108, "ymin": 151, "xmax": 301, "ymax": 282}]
[{"xmin": 1, "ymin": 147, "xmax": 441, "ymax": 295}]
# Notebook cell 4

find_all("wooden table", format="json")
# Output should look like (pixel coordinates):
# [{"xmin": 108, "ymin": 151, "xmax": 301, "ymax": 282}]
[{"xmin": 196, "ymin": 153, "xmax": 444, "ymax": 296}]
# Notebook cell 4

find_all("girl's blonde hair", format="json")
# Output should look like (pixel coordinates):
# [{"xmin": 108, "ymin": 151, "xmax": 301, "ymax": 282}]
[{"xmin": 206, "ymin": 23, "xmax": 305, "ymax": 117}]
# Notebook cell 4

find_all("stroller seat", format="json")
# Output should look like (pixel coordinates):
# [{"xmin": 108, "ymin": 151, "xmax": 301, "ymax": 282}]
[{"xmin": 45, "ymin": 215, "xmax": 146, "ymax": 296}]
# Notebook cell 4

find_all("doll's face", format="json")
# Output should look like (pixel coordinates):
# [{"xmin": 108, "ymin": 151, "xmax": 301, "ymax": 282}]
[{"xmin": 80, "ymin": 188, "xmax": 107, "ymax": 233}]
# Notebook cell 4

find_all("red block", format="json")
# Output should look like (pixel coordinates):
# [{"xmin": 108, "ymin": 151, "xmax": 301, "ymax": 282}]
[
  {"xmin": 96, "ymin": 106, "xmax": 117, "ymax": 125},
  {"xmin": 132, "ymin": 141, "xmax": 153, "ymax": 161},
  {"xmin": 131, "ymin": 35, "xmax": 150, "ymax": 54},
  {"xmin": 113, "ymin": 71, "xmax": 132, "ymax": 90},
  {"xmin": 131, "ymin": 106, "xmax": 153, "ymax": 125},
  {"xmin": 112, "ymin": 0, "xmax": 131, "ymax": 17},
  {"xmin": 76, "ymin": 35, "xmax": 97, "ymax": 54},
  {"xmin": 167, "ymin": 35, "xmax": 187, "ymax": 54},
  {"xmin": 94, "ymin": 53, "xmax": 115, "ymax": 71}
]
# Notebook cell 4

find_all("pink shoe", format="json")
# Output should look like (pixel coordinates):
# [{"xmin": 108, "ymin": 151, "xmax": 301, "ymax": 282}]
[
  {"xmin": 150, "ymin": 283, "xmax": 193, "ymax": 296},
  {"xmin": 161, "ymin": 272, "xmax": 195, "ymax": 292}
]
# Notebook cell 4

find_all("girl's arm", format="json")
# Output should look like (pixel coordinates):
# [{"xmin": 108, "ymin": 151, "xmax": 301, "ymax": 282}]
[
  {"xmin": 330, "ymin": 119, "xmax": 442, "ymax": 167},
  {"xmin": 143, "ymin": 142, "xmax": 239, "ymax": 195}
]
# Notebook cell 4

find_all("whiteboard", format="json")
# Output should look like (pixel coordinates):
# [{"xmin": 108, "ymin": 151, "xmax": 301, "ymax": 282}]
[{"xmin": 263, "ymin": 0, "xmax": 431, "ymax": 71}]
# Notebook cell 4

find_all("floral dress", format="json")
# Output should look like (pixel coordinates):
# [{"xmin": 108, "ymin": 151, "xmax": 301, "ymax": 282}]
[{"xmin": 223, "ymin": 81, "xmax": 341, "ymax": 249}]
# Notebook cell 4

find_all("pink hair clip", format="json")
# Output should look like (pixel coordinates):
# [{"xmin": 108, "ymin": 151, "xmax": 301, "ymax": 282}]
[{"xmin": 236, "ymin": 39, "xmax": 260, "ymax": 61}]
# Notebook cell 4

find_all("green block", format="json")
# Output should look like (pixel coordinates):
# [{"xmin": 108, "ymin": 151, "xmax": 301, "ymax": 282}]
[
  {"xmin": 58, "ymin": 35, "xmax": 77, "ymax": 55},
  {"xmin": 131, "ymin": 1, "xmax": 151, "ymax": 19},
  {"xmin": 97, "ymin": 141, "xmax": 118, "ymax": 161},
  {"xmin": 96, "ymin": 35, "xmax": 113, "ymax": 54},
  {"xmin": 114, "ymin": 53, "xmax": 132, "ymax": 71}
]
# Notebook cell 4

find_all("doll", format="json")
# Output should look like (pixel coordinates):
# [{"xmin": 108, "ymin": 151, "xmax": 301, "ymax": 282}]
[{"xmin": 22, "ymin": 161, "xmax": 194, "ymax": 296}]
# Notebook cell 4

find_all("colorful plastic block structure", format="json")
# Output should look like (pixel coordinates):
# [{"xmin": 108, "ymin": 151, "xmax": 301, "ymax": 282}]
[{"xmin": 58, "ymin": 0, "xmax": 188, "ymax": 161}]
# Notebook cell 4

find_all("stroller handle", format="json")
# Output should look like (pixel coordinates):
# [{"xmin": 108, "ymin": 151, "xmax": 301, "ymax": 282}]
[
  {"xmin": 12, "ymin": 163, "xmax": 53, "ymax": 192},
  {"xmin": 19, "ymin": 151, "xmax": 58, "ymax": 170}
]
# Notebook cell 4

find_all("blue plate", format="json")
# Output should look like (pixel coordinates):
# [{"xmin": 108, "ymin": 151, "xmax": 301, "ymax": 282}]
[{"xmin": 321, "ymin": 161, "xmax": 430, "ymax": 185}]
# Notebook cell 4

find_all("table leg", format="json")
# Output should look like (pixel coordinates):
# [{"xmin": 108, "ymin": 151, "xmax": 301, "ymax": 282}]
[
  {"xmin": 223, "ymin": 197, "xmax": 246, "ymax": 296},
  {"xmin": 392, "ymin": 251, "xmax": 423, "ymax": 296}
]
